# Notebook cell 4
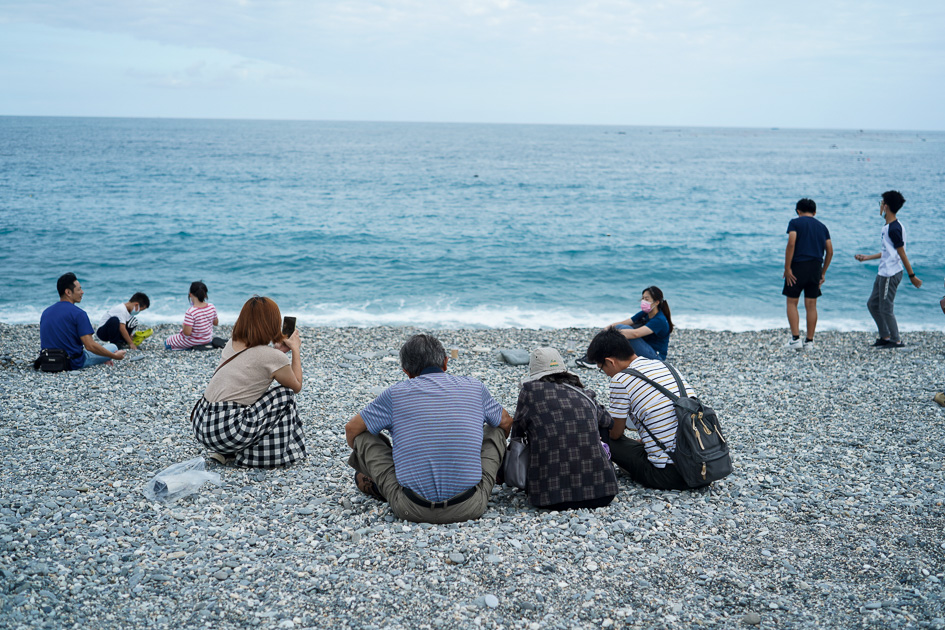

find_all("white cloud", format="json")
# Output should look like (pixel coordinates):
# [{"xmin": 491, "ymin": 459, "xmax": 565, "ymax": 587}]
[{"xmin": 1, "ymin": 0, "xmax": 943, "ymax": 128}]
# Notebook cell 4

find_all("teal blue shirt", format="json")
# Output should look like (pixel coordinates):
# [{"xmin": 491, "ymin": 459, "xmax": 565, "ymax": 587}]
[{"xmin": 630, "ymin": 310, "xmax": 671, "ymax": 360}]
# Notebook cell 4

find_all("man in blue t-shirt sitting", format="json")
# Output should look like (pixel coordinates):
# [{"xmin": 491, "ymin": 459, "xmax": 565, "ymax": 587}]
[
  {"xmin": 782, "ymin": 198, "xmax": 833, "ymax": 350},
  {"xmin": 39, "ymin": 273, "xmax": 127, "ymax": 370},
  {"xmin": 344, "ymin": 334, "xmax": 512, "ymax": 524}
]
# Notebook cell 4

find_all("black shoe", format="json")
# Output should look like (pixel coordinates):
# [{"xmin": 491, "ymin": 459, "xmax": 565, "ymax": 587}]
[
  {"xmin": 871, "ymin": 338, "xmax": 891, "ymax": 347},
  {"xmin": 884, "ymin": 340, "xmax": 906, "ymax": 349}
]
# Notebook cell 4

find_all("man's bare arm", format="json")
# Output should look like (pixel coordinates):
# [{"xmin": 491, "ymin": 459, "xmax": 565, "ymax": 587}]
[
  {"xmin": 119, "ymin": 323, "xmax": 138, "ymax": 350},
  {"xmin": 80, "ymin": 334, "xmax": 125, "ymax": 360},
  {"xmin": 784, "ymin": 231, "xmax": 797, "ymax": 286},
  {"xmin": 499, "ymin": 408, "xmax": 513, "ymax": 437},
  {"xmin": 897, "ymin": 246, "xmax": 922, "ymax": 288},
  {"xmin": 609, "ymin": 416, "xmax": 627, "ymax": 441},
  {"xmin": 345, "ymin": 414, "xmax": 368, "ymax": 448}
]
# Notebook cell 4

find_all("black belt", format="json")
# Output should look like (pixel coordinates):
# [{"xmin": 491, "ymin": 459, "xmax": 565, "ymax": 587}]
[{"xmin": 403, "ymin": 485, "xmax": 477, "ymax": 509}]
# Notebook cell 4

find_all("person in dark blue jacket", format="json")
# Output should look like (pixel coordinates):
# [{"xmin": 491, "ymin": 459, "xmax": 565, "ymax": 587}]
[
  {"xmin": 576, "ymin": 286, "xmax": 674, "ymax": 367},
  {"xmin": 609, "ymin": 286, "xmax": 674, "ymax": 360}
]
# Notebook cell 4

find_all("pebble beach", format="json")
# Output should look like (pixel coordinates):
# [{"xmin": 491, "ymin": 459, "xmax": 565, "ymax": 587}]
[{"xmin": 1, "ymin": 323, "xmax": 944, "ymax": 630}]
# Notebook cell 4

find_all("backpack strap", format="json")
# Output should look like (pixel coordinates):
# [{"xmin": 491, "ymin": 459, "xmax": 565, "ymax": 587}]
[
  {"xmin": 212, "ymin": 347, "xmax": 248, "ymax": 377},
  {"xmin": 191, "ymin": 347, "xmax": 249, "ymax": 423},
  {"xmin": 662, "ymin": 362, "xmax": 689, "ymax": 400},
  {"xmin": 622, "ymin": 361, "xmax": 688, "ymax": 400},
  {"xmin": 561, "ymin": 383, "xmax": 604, "ymax": 424},
  {"xmin": 620, "ymin": 362, "xmax": 687, "ymax": 456}
]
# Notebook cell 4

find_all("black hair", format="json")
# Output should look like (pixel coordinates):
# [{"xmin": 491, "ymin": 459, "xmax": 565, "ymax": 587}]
[
  {"xmin": 400, "ymin": 334, "xmax": 447, "ymax": 377},
  {"xmin": 643, "ymin": 286, "xmax": 674, "ymax": 334},
  {"xmin": 796, "ymin": 198, "xmax": 816, "ymax": 215},
  {"xmin": 190, "ymin": 281, "xmax": 209, "ymax": 302},
  {"xmin": 586, "ymin": 327, "xmax": 635, "ymax": 366},
  {"xmin": 130, "ymin": 292, "xmax": 150, "ymax": 309},
  {"xmin": 538, "ymin": 372, "xmax": 585, "ymax": 389},
  {"xmin": 882, "ymin": 190, "xmax": 905, "ymax": 213},
  {"xmin": 57, "ymin": 272, "xmax": 78, "ymax": 297}
]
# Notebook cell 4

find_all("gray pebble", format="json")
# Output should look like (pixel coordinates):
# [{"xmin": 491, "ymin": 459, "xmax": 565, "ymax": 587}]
[{"xmin": 2, "ymin": 324, "xmax": 943, "ymax": 630}]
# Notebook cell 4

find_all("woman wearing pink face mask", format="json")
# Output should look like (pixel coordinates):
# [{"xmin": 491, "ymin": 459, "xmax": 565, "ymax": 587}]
[{"xmin": 610, "ymin": 286, "xmax": 674, "ymax": 360}]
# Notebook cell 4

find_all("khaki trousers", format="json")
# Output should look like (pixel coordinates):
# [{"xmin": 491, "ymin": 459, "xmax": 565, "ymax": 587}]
[{"xmin": 348, "ymin": 426, "xmax": 506, "ymax": 524}]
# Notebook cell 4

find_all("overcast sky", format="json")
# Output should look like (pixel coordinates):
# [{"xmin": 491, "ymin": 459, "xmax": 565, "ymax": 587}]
[{"xmin": 1, "ymin": 1, "xmax": 943, "ymax": 130}]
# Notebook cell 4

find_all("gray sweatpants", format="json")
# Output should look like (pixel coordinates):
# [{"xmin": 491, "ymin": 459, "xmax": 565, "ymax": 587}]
[{"xmin": 867, "ymin": 272, "xmax": 902, "ymax": 342}]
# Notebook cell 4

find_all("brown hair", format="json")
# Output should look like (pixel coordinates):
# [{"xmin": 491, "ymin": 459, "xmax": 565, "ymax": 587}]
[{"xmin": 232, "ymin": 296, "xmax": 284, "ymax": 348}]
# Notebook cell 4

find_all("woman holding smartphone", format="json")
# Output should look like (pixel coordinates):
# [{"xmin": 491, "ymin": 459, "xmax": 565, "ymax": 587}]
[{"xmin": 191, "ymin": 296, "xmax": 306, "ymax": 467}]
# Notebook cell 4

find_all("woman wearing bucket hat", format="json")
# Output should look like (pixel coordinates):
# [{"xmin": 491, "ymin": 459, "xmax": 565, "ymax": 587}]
[{"xmin": 508, "ymin": 347, "xmax": 618, "ymax": 510}]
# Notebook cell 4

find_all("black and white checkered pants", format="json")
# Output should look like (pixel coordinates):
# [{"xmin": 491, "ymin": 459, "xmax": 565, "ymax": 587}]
[{"xmin": 191, "ymin": 386, "xmax": 306, "ymax": 468}]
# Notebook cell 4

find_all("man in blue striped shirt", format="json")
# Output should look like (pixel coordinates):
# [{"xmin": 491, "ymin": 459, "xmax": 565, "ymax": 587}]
[{"xmin": 345, "ymin": 334, "xmax": 512, "ymax": 523}]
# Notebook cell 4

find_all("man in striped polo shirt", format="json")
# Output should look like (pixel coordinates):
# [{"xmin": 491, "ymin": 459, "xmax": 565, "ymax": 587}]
[
  {"xmin": 586, "ymin": 327, "xmax": 693, "ymax": 491},
  {"xmin": 345, "ymin": 334, "xmax": 512, "ymax": 523}
]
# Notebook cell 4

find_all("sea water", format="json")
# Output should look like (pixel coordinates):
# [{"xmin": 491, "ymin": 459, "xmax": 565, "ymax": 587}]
[{"xmin": 1, "ymin": 116, "xmax": 943, "ymax": 332}]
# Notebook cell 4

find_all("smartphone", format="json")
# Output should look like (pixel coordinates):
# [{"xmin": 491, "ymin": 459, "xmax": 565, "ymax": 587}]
[{"xmin": 282, "ymin": 316, "xmax": 296, "ymax": 337}]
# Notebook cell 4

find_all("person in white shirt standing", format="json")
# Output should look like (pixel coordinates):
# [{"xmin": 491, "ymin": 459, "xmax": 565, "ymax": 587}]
[{"xmin": 855, "ymin": 190, "xmax": 922, "ymax": 349}]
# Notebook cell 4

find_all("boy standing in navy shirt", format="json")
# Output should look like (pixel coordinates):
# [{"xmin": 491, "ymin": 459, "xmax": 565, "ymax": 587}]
[
  {"xmin": 782, "ymin": 198, "xmax": 833, "ymax": 350},
  {"xmin": 855, "ymin": 190, "xmax": 922, "ymax": 348}
]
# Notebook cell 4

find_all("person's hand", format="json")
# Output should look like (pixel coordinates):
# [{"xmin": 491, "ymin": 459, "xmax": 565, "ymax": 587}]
[
  {"xmin": 911, "ymin": 275, "xmax": 922, "ymax": 288},
  {"xmin": 819, "ymin": 274, "xmax": 826, "ymax": 287},
  {"xmin": 283, "ymin": 330, "xmax": 301, "ymax": 354},
  {"xmin": 129, "ymin": 343, "xmax": 138, "ymax": 351},
  {"xmin": 113, "ymin": 349, "xmax": 126, "ymax": 361},
  {"xmin": 783, "ymin": 268, "xmax": 797, "ymax": 286},
  {"xmin": 854, "ymin": 254, "xmax": 866, "ymax": 262}
]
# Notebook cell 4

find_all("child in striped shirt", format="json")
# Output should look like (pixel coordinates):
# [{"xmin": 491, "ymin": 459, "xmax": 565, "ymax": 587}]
[{"xmin": 165, "ymin": 281, "xmax": 218, "ymax": 350}]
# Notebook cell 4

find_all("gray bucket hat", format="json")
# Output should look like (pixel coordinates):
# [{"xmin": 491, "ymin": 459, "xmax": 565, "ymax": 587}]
[{"xmin": 521, "ymin": 347, "xmax": 569, "ymax": 383}]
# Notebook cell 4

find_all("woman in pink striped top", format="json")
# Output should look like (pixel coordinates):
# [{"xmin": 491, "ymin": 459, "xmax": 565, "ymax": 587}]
[{"xmin": 165, "ymin": 281, "xmax": 219, "ymax": 350}]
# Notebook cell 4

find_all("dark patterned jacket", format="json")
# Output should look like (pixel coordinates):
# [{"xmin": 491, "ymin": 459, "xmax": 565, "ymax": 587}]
[{"xmin": 511, "ymin": 381, "xmax": 618, "ymax": 507}]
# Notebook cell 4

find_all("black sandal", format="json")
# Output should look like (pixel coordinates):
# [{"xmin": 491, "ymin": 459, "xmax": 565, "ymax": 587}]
[
  {"xmin": 206, "ymin": 452, "xmax": 232, "ymax": 465},
  {"xmin": 355, "ymin": 472, "xmax": 386, "ymax": 501}
]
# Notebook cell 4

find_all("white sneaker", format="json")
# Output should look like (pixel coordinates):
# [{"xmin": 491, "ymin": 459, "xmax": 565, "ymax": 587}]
[{"xmin": 783, "ymin": 338, "xmax": 804, "ymax": 351}]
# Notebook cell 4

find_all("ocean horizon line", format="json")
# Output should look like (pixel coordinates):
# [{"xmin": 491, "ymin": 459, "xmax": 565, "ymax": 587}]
[{"xmin": 2, "ymin": 114, "xmax": 943, "ymax": 135}]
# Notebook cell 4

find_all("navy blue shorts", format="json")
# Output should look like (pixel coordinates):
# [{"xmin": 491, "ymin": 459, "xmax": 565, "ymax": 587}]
[{"xmin": 783, "ymin": 260, "xmax": 823, "ymax": 299}]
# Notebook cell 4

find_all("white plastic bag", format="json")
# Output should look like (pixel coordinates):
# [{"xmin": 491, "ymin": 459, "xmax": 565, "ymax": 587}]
[{"xmin": 142, "ymin": 457, "xmax": 222, "ymax": 503}]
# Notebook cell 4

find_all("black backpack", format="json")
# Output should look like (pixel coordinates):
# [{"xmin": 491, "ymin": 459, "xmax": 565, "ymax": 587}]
[
  {"xmin": 623, "ymin": 362, "xmax": 732, "ymax": 487},
  {"xmin": 33, "ymin": 349, "xmax": 72, "ymax": 373}
]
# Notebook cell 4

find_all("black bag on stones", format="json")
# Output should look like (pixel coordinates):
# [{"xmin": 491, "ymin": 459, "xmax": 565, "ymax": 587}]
[
  {"xmin": 33, "ymin": 349, "xmax": 72, "ymax": 373},
  {"xmin": 623, "ymin": 362, "xmax": 732, "ymax": 487}
]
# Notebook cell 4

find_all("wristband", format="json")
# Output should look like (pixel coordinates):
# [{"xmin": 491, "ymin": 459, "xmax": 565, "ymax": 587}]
[{"xmin": 909, "ymin": 273, "xmax": 916, "ymax": 278}]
